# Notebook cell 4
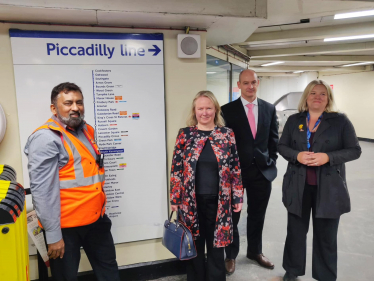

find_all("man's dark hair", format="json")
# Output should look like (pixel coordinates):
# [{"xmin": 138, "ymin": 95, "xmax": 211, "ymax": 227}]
[{"xmin": 51, "ymin": 82, "xmax": 83, "ymax": 105}]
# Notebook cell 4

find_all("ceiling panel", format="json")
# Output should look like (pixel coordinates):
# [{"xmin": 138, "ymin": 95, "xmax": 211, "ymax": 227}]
[
  {"xmin": 0, "ymin": 5, "xmax": 97, "ymax": 24},
  {"xmin": 259, "ymin": 0, "xmax": 374, "ymax": 28},
  {"xmin": 255, "ymin": 15, "xmax": 374, "ymax": 33},
  {"xmin": 97, "ymin": 11, "xmax": 216, "ymax": 29},
  {"xmin": 244, "ymin": 37, "xmax": 374, "ymax": 51},
  {"xmin": 0, "ymin": 0, "xmax": 264, "ymax": 18},
  {"xmin": 330, "ymin": 49, "xmax": 374, "ymax": 56}
]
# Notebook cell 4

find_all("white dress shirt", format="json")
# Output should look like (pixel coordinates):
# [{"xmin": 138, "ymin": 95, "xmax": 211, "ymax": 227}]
[{"xmin": 240, "ymin": 96, "xmax": 258, "ymax": 130}]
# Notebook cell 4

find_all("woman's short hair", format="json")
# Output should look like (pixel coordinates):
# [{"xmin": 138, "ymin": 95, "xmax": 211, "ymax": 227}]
[
  {"xmin": 187, "ymin": 91, "xmax": 225, "ymax": 127},
  {"xmin": 298, "ymin": 79, "xmax": 336, "ymax": 113}
]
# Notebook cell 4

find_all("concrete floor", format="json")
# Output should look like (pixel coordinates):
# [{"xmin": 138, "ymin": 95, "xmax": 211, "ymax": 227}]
[{"xmin": 155, "ymin": 141, "xmax": 374, "ymax": 281}]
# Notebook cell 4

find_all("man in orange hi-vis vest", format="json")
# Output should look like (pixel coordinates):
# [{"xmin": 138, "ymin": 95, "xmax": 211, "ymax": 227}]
[{"xmin": 25, "ymin": 82, "xmax": 120, "ymax": 281}]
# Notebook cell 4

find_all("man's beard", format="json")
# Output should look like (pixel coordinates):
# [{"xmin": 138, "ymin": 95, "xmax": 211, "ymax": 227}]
[{"xmin": 56, "ymin": 109, "xmax": 85, "ymax": 129}]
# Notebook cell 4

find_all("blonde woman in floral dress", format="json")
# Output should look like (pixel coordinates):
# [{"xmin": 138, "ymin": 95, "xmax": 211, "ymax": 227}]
[{"xmin": 170, "ymin": 91, "xmax": 243, "ymax": 281}]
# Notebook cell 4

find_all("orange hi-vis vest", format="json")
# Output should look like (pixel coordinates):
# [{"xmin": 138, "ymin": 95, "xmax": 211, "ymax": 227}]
[{"xmin": 34, "ymin": 118, "xmax": 106, "ymax": 228}]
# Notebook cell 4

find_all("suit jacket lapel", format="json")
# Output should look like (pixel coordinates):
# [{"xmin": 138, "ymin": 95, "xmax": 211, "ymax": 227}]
[
  {"xmin": 257, "ymin": 99, "xmax": 264, "ymax": 140},
  {"xmin": 312, "ymin": 114, "xmax": 331, "ymax": 144},
  {"xmin": 235, "ymin": 98, "xmax": 247, "ymax": 121},
  {"xmin": 297, "ymin": 112, "xmax": 308, "ymax": 151}
]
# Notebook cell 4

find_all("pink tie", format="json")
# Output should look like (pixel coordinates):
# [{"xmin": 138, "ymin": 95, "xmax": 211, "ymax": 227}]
[{"xmin": 246, "ymin": 103, "xmax": 256, "ymax": 139}]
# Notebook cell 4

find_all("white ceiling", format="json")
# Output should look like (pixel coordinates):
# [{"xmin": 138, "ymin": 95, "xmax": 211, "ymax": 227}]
[
  {"xmin": 0, "ymin": 0, "xmax": 265, "ymax": 46},
  {"xmin": 236, "ymin": 0, "xmax": 374, "ymax": 73},
  {"xmin": 1, "ymin": 0, "xmax": 374, "ymax": 73},
  {"xmin": 254, "ymin": 0, "xmax": 374, "ymax": 28},
  {"xmin": 0, "ymin": 0, "xmax": 266, "ymax": 18}
]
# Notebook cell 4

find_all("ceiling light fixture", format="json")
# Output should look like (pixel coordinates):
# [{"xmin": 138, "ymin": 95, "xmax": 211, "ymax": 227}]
[
  {"xmin": 206, "ymin": 72, "xmax": 217, "ymax": 74},
  {"xmin": 261, "ymin": 62, "xmax": 284, "ymax": 67},
  {"xmin": 324, "ymin": 34, "xmax": 374, "ymax": 42},
  {"xmin": 334, "ymin": 9, "xmax": 374, "ymax": 20},
  {"xmin": 341, "ymin": 62, "xmax": 374, "ymax": 67},
  {"xmin": 293, "ymin": 71, "xmax": 304, "ymax": 73},
  {"xmin": 246, "ymin": 40, "xmax": 309, "ymax": 48}
]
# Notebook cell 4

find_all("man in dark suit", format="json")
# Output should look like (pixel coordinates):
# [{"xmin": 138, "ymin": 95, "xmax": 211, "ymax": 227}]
[{"xmin": 221, "ymin": 69, "xmax": 278, "ymax": 274}]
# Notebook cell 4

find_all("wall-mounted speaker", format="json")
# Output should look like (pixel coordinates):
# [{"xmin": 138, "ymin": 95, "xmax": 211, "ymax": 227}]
[{"xmin": 177, "ymin": 34, "xmax": 201, "ymax": 58}]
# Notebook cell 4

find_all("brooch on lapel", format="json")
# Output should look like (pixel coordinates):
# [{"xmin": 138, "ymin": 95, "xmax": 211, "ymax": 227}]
[{"xmin": 299, "ymin": 124, "xmax": 304, "ymax": 132}]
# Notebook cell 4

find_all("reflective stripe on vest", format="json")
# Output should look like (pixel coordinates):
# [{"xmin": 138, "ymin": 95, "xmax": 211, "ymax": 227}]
[{"xmin": 34, "ymin": 119, "xmax": 106, "ymax": 228}]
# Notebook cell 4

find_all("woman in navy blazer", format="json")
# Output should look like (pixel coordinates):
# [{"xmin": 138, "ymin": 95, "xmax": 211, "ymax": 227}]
[{"xmin": 279, "ymin": 80, "xmax": 361, "ymax": 281}]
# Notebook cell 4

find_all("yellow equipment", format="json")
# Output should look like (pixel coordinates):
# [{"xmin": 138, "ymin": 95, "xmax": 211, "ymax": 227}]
[
  {"xmin": 0, "ymin": 165, "xmax": 30, "ymax": 281},
  {"xmin": 0, "ymin": 164, "xmax": 17, "ymax": 181}
]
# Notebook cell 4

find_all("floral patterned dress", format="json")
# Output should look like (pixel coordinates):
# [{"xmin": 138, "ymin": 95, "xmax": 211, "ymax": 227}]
[{"xmin": 170, "ymin": 126, "xmax": 243, "ymax": 248}]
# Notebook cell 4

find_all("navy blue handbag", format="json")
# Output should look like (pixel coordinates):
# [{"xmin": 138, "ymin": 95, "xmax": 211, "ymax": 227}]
[{"xmin": 162, "ymin": 209, "xmax": 197, "ymax": 260}]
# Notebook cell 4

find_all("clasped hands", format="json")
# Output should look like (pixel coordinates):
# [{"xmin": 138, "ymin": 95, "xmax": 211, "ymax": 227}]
[
  {"xmin": 297, "ymin": 151, "xmax": 329, "ymax": 166},
  {"xmin": 171, "ymin": 203, "xmax": 243, "ymax": 212}
]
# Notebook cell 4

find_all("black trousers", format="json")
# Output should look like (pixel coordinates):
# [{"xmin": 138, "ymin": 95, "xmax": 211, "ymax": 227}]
[
  {"xmin": 283, "ymin": 184, "xmax": 340, "ymax": 281},
  {"xmin": 186, "ymin": 195, "xmax": 225, "ymax": 281},
  {"xmin": 225, "ymin": 165, "xmax": 272, "ymax": 259},
  {"xmin": 48, "ymin": 214, "xmax": 120, "ymax": 281}
]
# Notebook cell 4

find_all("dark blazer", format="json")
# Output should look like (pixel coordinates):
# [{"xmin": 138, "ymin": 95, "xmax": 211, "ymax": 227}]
[
  {"xmin": 221, "ymin": 98, "xmax": 278, "ymax": 182},
  {"xmin": 278, "ymin": 111, "xmax": 362, "ymax": 218},
  {"xmin": 170, "ymin": 126, "xmax": 244, "ymax": 248}
]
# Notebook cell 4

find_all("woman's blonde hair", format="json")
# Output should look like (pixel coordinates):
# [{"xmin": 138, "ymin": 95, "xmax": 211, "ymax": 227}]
[
  {"xmin": 186, "ymin": 91, "xmax": 225, "ymax": 127},
  {"xmin": 298, "ymin": 79, "xmax": 336, "ymax": 113}
]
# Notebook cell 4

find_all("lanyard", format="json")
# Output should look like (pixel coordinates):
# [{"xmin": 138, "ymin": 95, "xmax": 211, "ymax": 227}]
[
  {"xmin": 306, "ymin": 112, "xmax": 323, "ymax": 150},
  {"xmin": 82, "ymin": 128, "xmax": 100, "ymax": 155},
  {"xmin": 82, "ymin": 128, "xmax": 104, "ymax": 168}
]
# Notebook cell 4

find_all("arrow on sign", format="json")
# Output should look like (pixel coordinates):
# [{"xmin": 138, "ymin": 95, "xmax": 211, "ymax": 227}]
[{"xmin": 148, "ymin": 45, "xmax": 161, "ymax": 56}]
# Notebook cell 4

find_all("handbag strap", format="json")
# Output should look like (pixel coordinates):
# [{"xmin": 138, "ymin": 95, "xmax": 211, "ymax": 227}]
[
  {"xmin": 168, "ymin": 209, "xmax": 187, "ymax": 224},
  {"xmin": 168, "ymin": 211, "xmax": 174, "ymax": 222}
]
